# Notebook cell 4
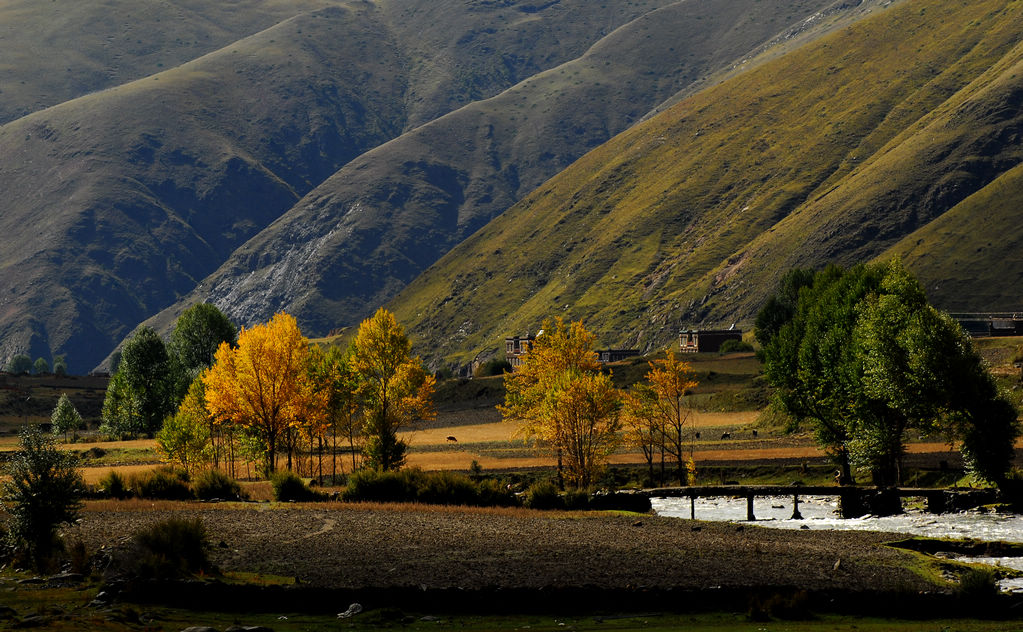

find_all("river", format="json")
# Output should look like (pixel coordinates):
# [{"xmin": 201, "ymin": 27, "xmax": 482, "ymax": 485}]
[{"xmin": 651, "ymin": 495, "xmax": 1023, "ymax": 592}]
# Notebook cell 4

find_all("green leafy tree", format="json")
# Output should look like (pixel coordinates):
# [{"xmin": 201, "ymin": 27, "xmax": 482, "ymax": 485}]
[
  {"xmin": 760, "ymin": 264, "xmax": 883, "ymax": 484},
  {"xmin": 101, "ymin": 326, "xmax": 175, "ymax": 438},
  {"xmin": 759, "ymin": 259, "xmax": 1020, "ymax": 486},
  {"xmin": 6, "ymin": 354, "xmax": 31, "ymax": 375},
  {"xmin": 50, "ymin": 393, "xmax": 83, "ymax": 443},
  {"xmin": 1, "ymin": 425, "xmax": 86, "ymax": 570},
  {"xmin": 52, "ymin": 354, "xmax": 68, "ymax": 376},
  {"xmin": 32, "ymin": 357, "xmax": 49, "ymax": 375},
  {"xmin": 169, "ymin": 302, "xmax": 238, "ymax": 402},
  {"xmin": 157, "ymin": 400, "xmax": 212, "ymax": 474},
  {"xmin": 350, "ymin": 309, "xmax": 435, "ymax": 472}
]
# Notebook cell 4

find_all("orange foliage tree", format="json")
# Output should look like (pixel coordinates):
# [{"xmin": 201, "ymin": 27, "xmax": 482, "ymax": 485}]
[{"xmin": 202, "ymin": 312, "xmax": 326, "ymax": 475}]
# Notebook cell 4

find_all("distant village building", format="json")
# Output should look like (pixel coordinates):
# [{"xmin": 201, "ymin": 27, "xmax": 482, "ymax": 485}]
[
  {"xmin": 679, "ymin": 327, "xmax": 742, "ymax": 353},
  {"xmin": 505, "ymin": 334, "xmax": 536, "ymax": 370},
  {"xmin": 504, "ymin": 333, "xmax": 638, "ymax": 370},
  {"xmin": 950, "ymin": 313, "xmax": 1023, "ymax": 337}
]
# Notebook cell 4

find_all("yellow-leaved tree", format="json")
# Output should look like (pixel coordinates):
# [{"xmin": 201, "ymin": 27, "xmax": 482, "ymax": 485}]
[
  {"xmin": 499, "ymin": 317, "xmax": 622, "ymax": 488},
  {"xmin": 202, "ymin": 311, "xmax": 326, "ymax": 475},
  {"xmin": 625, "ymin": 350, "xmax": 699, "ymax": 485},
  {"xmin": 350, "ymin": 308, "xmax": 435, "ymax": 471}
]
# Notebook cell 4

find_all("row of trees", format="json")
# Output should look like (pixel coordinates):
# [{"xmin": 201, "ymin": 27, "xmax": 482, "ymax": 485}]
[
  {"xmin": 756, "ymin": 259, "xmax": 1019, "ymax": 486},
  {"xmin": 500, "ymin": 317, "xmax": 701, "ymax": 489},
  {"xmin": 102, "ymin": 304, "xmax": 435, "ymax": 478},
  {"xmin": 5, "ymin": 353, "xmax": 68, "ymax": 376}
]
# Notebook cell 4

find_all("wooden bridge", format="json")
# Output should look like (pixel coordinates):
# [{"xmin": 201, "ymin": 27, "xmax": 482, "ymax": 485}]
[{"xmin": 642, "ymin": 485, "xmax": 999, "ymax": 519}]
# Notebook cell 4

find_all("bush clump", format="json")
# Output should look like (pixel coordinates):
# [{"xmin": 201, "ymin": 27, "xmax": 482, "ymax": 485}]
[
  {"xmin": 133, "ymin": 517, "xmax": 213, "ymax": 578},
  {"xmin": 342, "ymin": 468, "xmax": 518, "ymax": 507},
  {"xmin": 98, "ymin": 470, "xmax": 132, "ymax": 499},
  {"xmin": 522, "ymin": 480, "xmax": 564, "ymax": 510},
  {"xmin": 193, "ymin": 470, "xmax": 244, "ymax": 501},
  {"xmin": 271, "ymin": 471, "xmax": 325, "ymax": 502},
  {"xmin": 129, "ymin": 467, "xmax": 193, "ymax": 500},
  {"xmin": 719, "ymin": 339, "xmax": 755, "ymax": 353}
]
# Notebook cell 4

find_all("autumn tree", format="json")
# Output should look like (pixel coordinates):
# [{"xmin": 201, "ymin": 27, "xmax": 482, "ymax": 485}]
[
  {"xmin": 500, "ymin": 317, "xmax": 622, "ymax": 489},
  {"xmin": 553, "ymin": 370, "xmax": 623, "ymax": 488},
  {"xmin": 623, "ymin": 384, "xmax": 664, "ymax": 484},
  {"xmin": 626, "ymin": 351, "xmax": 698, "ymax": 485},
  {"xmin": 50, "ymin": 393, "xmax": 83, "ymax": 443},
  {"xmin": 350, "ymin": 309, "xmax": 435, "ymax": 471},
  {"xmin": 203, "ymin": 312, "xmax": 326, "ymax": 475}
]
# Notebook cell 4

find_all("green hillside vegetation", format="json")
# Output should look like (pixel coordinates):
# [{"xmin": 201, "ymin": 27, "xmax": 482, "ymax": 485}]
[
  {"xmin": 388, "ymin": 0, "xmax": 1023, "ymax": 369},
  {"xmin": 144, "ymin": 0, "xmax": 878, "ymax": 356}
]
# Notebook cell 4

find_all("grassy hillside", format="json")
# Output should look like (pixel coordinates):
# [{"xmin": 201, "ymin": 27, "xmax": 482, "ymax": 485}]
[
  {"xmin": 1, "ymin": 0, "xmax": 710, "ymax": 372},
  {"xmin": 144, "ymin": 0, "xmax": 867, "ymax": 352},
  {"xmin": 387, "ymin": 0, "xmax": 1023, "ymax": 369}
]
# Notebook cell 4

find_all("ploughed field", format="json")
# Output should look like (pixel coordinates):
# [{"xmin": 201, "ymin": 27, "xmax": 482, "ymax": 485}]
[{"xmin": 67, "ymin": 501, "xmax": 939, "ymax": 596}]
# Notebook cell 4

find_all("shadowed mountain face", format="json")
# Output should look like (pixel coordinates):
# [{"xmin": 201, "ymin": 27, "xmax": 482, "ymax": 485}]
[
  {"xmin": 2, "ymin": 0, "xmax": 699, "ymax": 371},
  {"xmin": 386, "ymin": 0, "xmax": 1023, "ymax": 369},
  {"xmin": 143, "ymin": 0, "xmax": 869, "ymax": 356}
]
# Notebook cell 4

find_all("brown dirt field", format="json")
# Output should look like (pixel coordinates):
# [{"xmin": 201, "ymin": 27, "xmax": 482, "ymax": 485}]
[{"xmin": 66, "ymin": 502, "xmax": 942, "ymax": 595}]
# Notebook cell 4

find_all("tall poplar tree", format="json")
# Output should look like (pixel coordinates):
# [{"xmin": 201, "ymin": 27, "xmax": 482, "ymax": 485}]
[{"xmin": 350, "ymin": 308, "xmax": 435, "ymax": 471}]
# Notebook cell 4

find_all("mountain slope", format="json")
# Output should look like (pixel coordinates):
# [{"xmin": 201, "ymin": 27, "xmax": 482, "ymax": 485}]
[
  {"xmin": 0, "ymin": 0, "xmax": 339, "ymax": 125},
  {"xmin": 144, "ymin": 0, "xmax": 872, "ymax": 350},
  {"xmin": 0, "ymin": 0, "xmax": 699, "ymax": 372},
  {"xmin": 387, "ymin": 0, "xmax": 1023, "ymax": 368}
]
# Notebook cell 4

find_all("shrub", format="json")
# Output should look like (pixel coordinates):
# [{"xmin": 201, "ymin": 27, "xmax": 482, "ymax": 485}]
[
  {"xmin": 129, "ymin": 467, "xmax": 193, "ymax": 500},
  {"xmin": 562, "ymin": 489, "xmax": 590, "ymax": 510},
  {"xmin": 477, "ymin": 479, "xmax": 518, "ymax": 507},
  {"xmin": 475, "ymin": 358, "xmax": 512, "ymax": 377},
  {"xmin": 342, "ymin": 468, "xmax": 520, "ymax": 507},
  {"xmin": 98, "ymin": 470, "xmax": 132, "ymax": 499},
  {"xmin": 342, "ymin": 469, "xmax": 420, "ymax": 503},
  {"xmin": 957, "ymin": 566, "xmax": 999, "ymax": 605},
  {"xmin": 416, "ymin": 470, "xmax": 480, "ymax": 506},
  {"xmin": 523, "ymin": 480, "xmax": 564, "ymax": 510},
  {"xmin": 719, "ymin": 339, "xmax": 754, "ymax": 354},
  {"xmin": 1, "ymin": 425, "xmax": 86, "ymax": 571},
  {"xmin": 271, "ymin": 471, "xmax": 324, "ymax": 502},
  {"xmin": 133, "ymin": 517, "xmax": 212, "ymax": 578},
  {"xmin": 193, "ymin": 470, "xmax": 243, "ymax": 501}
]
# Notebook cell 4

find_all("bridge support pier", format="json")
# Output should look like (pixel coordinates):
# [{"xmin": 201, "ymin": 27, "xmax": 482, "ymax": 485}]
[
  {"xmin": 791, "ymin": 493, "xmax": 803, "ymax": 520},
  {"xmin": 690, "ymin": 494, "xmax": 695, "ymax": 520},
  {"xmin": 746, "ymin": 494, "xmax": 755, "ymax": 521}
]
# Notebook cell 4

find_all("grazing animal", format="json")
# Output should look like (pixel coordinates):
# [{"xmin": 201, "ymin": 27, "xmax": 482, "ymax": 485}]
[
  {"xmin": 446, "ymin": 436, "xmax": 458, "ymax": 442},
  {"xmin": 694, "ymin": 431, "xmax": 701, "ymax": 440},
  {"xmin": 720, "ymin": 432, "xmax": 731, "ymax": 440},
  {"xmin": 751, "ymin": 429, "xmax": 758, "ymax": 438}
]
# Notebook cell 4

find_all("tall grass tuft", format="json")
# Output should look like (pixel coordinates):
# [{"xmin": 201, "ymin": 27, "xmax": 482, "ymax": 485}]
[{"xmin": 133, "ymin": 517, "xmax": 213, "ymax": 579}]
